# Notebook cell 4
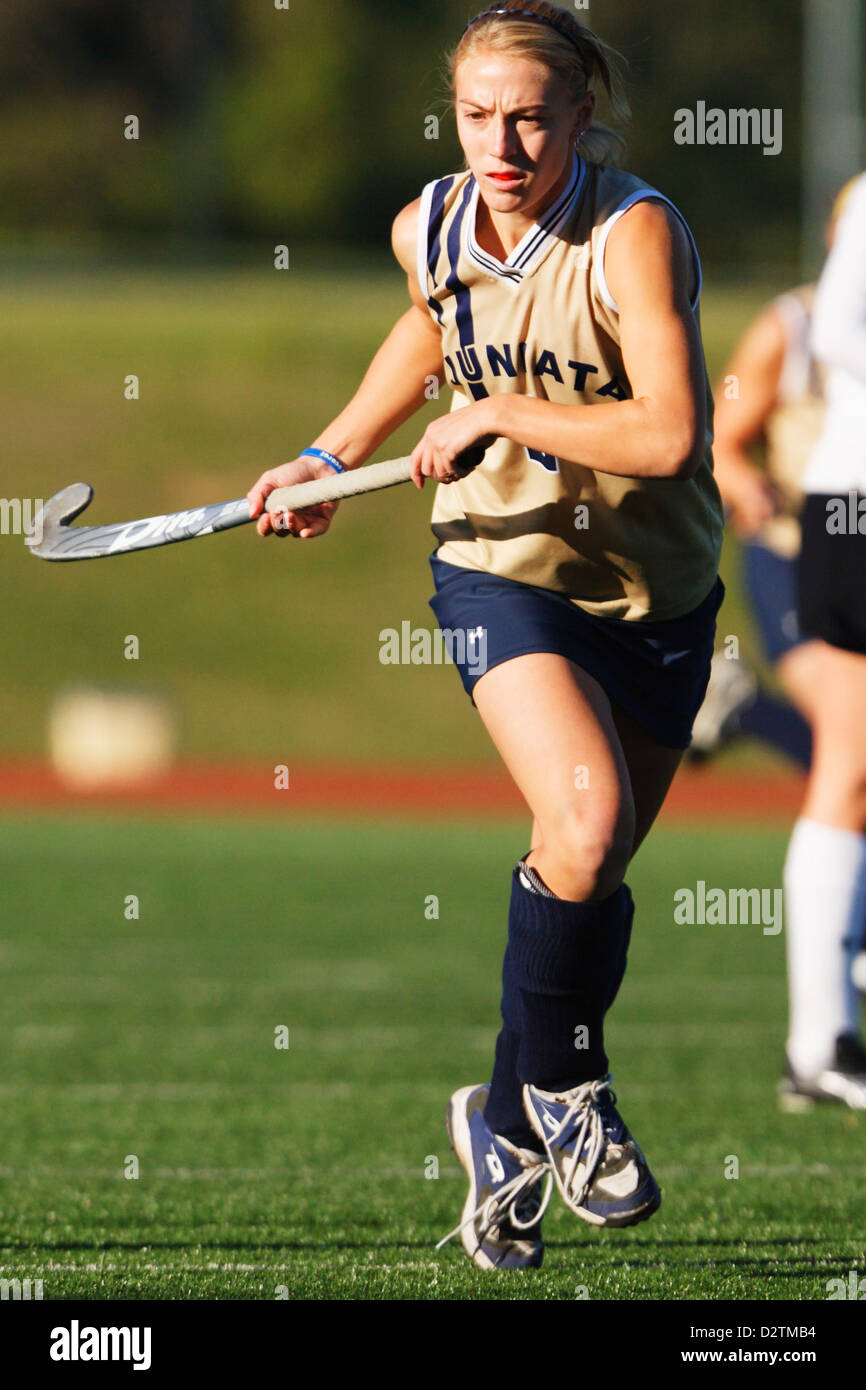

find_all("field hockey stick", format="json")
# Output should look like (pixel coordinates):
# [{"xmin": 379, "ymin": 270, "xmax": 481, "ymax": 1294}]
[{"xmin": 25, "ymin": 447, "xmax": 485, "ymax": 562}]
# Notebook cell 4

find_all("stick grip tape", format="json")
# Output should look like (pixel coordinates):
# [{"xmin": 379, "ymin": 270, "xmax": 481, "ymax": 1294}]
[{"xmin": 264, "ymin": 446, "xmax": 485, "ymax": 516}]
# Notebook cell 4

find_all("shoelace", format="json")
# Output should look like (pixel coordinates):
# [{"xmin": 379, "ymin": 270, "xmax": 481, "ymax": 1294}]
[
  {"xmin": 436, "ymin": 1158, "xmax": 554, "ymax": 1252},
  {"xmin": 550, "ymin": 1077, "xmax": 620, "ymax": 1208}
]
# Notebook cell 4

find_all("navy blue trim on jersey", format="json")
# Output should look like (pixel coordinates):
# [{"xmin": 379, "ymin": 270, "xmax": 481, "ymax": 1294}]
[
  {"xmin": 429, "ymin": 556, "xmax": 724, "ymax": 749},
  {"xmin": 427, "ymin": 177, "xmax": 454, "ymax": 279},
  {"xmin": 469, "ymin": 242, "xmax": 524, "ymax": 284},
  {"xmin": 742, "ymin": 539, "xmax": 805, "ymax": 664},
  {"xmin": 425, "ymin": 176, "xmax": 455, "ymax": 324},
  {"xmin": 511, "ymin": 156, "xmax": 582, "ymax": 270},
  {"xmin": 442, "ymin": 178, "xmax": 490, "ymax": 403},
  {"xmin": 446, "ymin": 180, "xmax": 479, "ymax": 346},
  {"xmin": 465, "ymin": 155, "xmax": 585, "ymax": 285}
]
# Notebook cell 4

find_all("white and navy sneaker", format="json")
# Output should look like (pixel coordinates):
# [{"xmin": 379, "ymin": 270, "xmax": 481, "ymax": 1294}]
[
  {"xmin": 779, "ymin": 1034, "xmax": 866, "ymax": 1112},
  {"xmin": 437, "ymin": 1084, "xmax": 553, "ymax": 1270},
  {"xmin": 523, "ymin": 1076, "xmax": 661, "ymax": 1228}
]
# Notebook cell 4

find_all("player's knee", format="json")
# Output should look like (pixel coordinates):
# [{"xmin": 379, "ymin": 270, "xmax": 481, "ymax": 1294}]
[{"xmin": 548, "ymin": 804, "xmax": 635, "ymax": 901}]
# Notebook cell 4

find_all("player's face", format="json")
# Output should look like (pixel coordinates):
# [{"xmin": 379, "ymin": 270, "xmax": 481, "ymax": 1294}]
[{"xmin": 455, "ymin": 52, "xmax": 593, "ymax": 219}]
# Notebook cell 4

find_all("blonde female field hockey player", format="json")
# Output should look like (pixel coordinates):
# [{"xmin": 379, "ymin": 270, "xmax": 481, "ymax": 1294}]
[{"xmin": 248, "ymin": 2, "xmax": 724, "ymax": 1270}]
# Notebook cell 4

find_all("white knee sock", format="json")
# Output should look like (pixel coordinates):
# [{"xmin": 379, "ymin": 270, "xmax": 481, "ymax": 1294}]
[{"xmin": 784, "ymin": 818, "xmax": 866, "ymax": 1076}]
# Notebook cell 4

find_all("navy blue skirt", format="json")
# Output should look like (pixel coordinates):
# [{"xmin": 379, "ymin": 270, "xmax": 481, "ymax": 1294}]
[{"xmin": 429, "ymin": 554, "xmax": 724, "ymax": 749}]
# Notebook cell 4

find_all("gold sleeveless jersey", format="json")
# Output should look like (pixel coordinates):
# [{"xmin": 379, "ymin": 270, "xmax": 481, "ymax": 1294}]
[
  {"xmin": 417, "ymin": 155, "xmax": 723, "ymax": 621},
  {"xmin": 759, "ymin": 285, "xmax": 825, "ymax": 559}
]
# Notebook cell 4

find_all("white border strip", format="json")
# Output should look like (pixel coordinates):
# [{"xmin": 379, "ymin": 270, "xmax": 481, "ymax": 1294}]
[
  {"xmin": 595, "ymin": 191, "xmax": 703, "ymax": 315},
  {"xmin": 415, "ymin": 180, "xmax": 437, "ymax": 299}
]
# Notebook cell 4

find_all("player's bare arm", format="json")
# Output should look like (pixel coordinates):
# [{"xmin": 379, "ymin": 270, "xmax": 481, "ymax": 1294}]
[
  {"xmin": 411, "ymin": 202, "xmax": 708, "ymax": 485},
  {"xmin": 712, "ymin": 304, "xmax": 786, "ymax": 533}
]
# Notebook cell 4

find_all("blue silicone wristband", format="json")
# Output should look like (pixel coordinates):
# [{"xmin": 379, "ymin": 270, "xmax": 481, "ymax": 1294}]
[{"xmin": 300, "ymin": 448, "xmax": 346, "ymax": 475}]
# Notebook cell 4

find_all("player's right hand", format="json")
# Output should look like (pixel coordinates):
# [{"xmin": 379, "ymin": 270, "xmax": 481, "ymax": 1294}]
[{"xmin": 247, "ymin": 456, "xmax": 339, "ymax": 540}]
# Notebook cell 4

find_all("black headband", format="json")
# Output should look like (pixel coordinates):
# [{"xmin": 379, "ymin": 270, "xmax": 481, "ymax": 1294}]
[{"xmin": 462, "ymin": 7, "xmax": 588, "ymax": 75}]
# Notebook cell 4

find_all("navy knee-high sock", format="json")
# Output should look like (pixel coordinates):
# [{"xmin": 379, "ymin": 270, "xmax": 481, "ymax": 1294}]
[
  {"xmin": 485, "ymin": 864, "xmax": 634, "ymax": 1147},
  {"xmin": 485, "ymin": 947, "xmax": 532, "ymax": 1146}
]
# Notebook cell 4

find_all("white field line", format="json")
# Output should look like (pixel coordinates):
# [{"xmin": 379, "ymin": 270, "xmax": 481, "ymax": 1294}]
[{"xmin": 1, "ymin": 1247, "xmax": 862, "ymax": 1279}]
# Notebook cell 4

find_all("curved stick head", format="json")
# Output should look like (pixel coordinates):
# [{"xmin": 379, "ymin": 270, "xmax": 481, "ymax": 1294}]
[{"xmin": 25, "ymin": 483, "xmax": 94, "ymax": 557}]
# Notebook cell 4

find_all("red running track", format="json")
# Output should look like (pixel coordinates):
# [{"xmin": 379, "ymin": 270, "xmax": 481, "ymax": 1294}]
[{"xmin": 0, "ymin": 760, "xmax": 805, "ymax": 823}]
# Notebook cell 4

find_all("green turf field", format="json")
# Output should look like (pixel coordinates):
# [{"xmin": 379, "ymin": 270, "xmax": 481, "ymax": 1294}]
[
  {"xmin": 2, "ymin": 810, "xmax": 863, "ymax": 1301},
  {"xmin": 1, "ymin": 265, "xmax": 792, "ymax": 770}
]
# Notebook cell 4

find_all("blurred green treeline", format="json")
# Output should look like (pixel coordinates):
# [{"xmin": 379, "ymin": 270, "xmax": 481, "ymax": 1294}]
[{"xmin": 0, "ymin": 0, "xmax": 838, "ymax": 274}]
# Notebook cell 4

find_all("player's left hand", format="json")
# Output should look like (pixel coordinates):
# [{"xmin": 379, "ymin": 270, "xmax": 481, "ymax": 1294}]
[{"xmin": 410, "ymin": 403, "xmax": 496, "ymax": 488}]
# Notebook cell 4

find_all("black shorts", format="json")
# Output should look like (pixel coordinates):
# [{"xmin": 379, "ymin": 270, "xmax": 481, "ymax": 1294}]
[
  {"xmin": 429, "ymin": 553, "xmax": 724, "ymax": 750},
  {"xmin": 799, "ymin": 492, "xmax": 866, "ymax": 654}
]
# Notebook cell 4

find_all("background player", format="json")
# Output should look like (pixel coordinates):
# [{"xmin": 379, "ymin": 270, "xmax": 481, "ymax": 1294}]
[
  {"xmin": 248, "ymin": 1, "xmax": 725, "ymax": 1269},
  {"xmin": 783, "ymin": 171, "xmax": 866, "ymax": 1111},
  {"xmin": 691, "ymin": 183, "xmax": 860, "ymax": 770}
]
